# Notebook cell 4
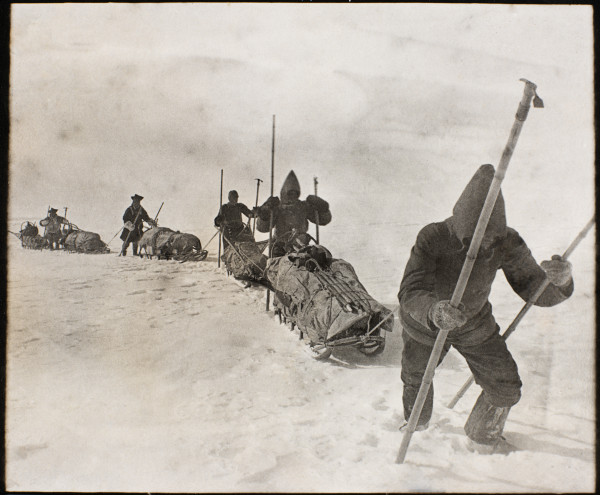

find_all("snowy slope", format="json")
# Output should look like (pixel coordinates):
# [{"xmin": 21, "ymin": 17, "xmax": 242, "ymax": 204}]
[
  {"xmin": 6, "ymin": 3, "xmax": 595, "ymax": 493},
  {"xmin": 5, "ymin": 232, "xmax": 595, "ymax": 492}
]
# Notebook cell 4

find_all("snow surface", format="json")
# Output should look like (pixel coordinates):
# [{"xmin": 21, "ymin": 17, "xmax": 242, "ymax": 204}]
[{"xmin": 6, "ymin": 3, "xmax": 595, "ymax": 493}]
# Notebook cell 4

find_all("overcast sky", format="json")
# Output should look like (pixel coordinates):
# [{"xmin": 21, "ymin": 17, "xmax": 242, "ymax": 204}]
[{"xmin": 8, "ymin": 4, "xmax": 594, "ymax": 256}]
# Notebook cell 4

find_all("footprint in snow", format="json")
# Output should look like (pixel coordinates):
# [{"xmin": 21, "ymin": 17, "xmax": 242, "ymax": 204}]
[
  {"xmin": 372, "ymin": 397, "xmax": 389, "ymax": 411},
  {"xmin": 127, "ymin": 289, "xmax": 147, "ymax": 295}
]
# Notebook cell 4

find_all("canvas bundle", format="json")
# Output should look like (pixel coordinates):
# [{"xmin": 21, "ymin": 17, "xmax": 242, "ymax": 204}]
[
  {"xmin": 222, "ymin": 241, "xmax": 268, "ymax": 281},
  {"xmin": 265, "ymin": 255, "xmax": 393, "ymax": 345},
  {"xmin": 20, "ymin": 222, "xmax": 39, "ymax": 238},
  {"xmin": 63, "ymin": 230, "xmax": 108, "ymax": 253},
  {"xmin": 139, "ymin": 227, "xmax": 205, "ymax": 260},
  {"xmin": 21, "ymin": 234, "xmax": 46, "ymax": 250}
]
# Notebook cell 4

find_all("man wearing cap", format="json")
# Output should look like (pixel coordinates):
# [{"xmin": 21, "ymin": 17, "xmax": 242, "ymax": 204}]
[
  {"xmin": 256, "ymin": 170, "xmax": 332, "ymax": 256},
  {"xmin": 214, "ymin": 190, "xmax": 258, "ymax": 247},
  {"xmin": 120, "ymin": 194, "xmax": 157, "ymax": 256},
  {"xmin": 40, "ymin": 207, "xmax": 68, "ymax": 250},
  {"xmin": 397, "ymin": 164, "xmax": 574, "ymax": 453}
]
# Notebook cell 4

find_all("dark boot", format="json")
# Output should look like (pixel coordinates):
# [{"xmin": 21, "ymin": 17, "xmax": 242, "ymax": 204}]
[
  {"xmin": 464, "ymin": 392, "xmax": 511, "ymax": 446},
  {"xmin": 132, "ymin": 242, "xmax": 138, "ymax": 256}
]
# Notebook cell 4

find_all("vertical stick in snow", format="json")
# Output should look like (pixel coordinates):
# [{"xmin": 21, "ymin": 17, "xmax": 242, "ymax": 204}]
[
  {"xmin": 218, "ymin": 169, "xmax": 223, "ymax": 268},
  {"xmin": 266, "ymin": 115, "xmax": 276, "ymax": 311},
  {"xmin": 396, "ymin": 79, "xmax": 543, "ymax": 464},
  {"xmin": 253, "ymin": 178, "xmax": 262, "ymax": 236},
  {"xmin": 313, "ymin": 177, "xmax": 320, "ymax": 244}
]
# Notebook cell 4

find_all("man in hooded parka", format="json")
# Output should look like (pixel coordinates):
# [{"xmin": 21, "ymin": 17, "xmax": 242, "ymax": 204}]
[
  {"xmin": 214, "ymin": 190, "xmax": 257, "ymax": 247},
  {"xmin": 120, "ymin": 194, "xmax": 157, "ymax": 256},
  {"xmin": 398, "ymin": 164, "xmax": 574, "ymax": 452},
  {"xmin": 256, "ymin": 170, "xmax": 332, "ymax": 256}
]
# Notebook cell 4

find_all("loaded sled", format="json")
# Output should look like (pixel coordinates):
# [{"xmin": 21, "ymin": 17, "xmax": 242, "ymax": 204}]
[
  {"xmin": 62, "ymin": 223, "xmax": 110, "ymax": 254},
  {"xmin": 12, "ymin": 221, "xmax": 46, "ymax": 250},
  {"xmin": 265, "ymin": 240, "xmax": 393, "ymax": 359},
  {"xmin": 138, "ymin": 226, "xmax": 208, "ymax": 262},
  {"xmin": 220, "ymin": 224, "xmax": 268, "ymax": 283},
  {"xmin": 11, "ymin": 220, "xmax": 110, "ymax": 253},
  {"xmin": 220, "ymin": 229, "xmax": 394, "ymax": 359}
]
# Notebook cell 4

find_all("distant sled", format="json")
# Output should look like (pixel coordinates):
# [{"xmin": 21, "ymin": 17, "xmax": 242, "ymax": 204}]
[
  {"xmin": 11, "ymin": 220, "xmax": 110, "ymax": 253},
  {"xmin": 63, "ymin": 224, "xmax": 110, "ymax": 254},
  {"xmin": 138, "ymin": 226, "xmax": 208, "ymax": 262}
]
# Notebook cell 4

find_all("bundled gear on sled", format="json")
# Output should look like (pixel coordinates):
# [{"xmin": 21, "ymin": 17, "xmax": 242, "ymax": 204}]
[
  {"xmin": 220, "ymin": 224, "xmax": 268, "ymax": 282},
  {"xmin": 265, "ymin": 232, "xmax": 394, "ymax": 359},
  {"xmin": 14, "ymin": 221, "xmax": 46, "ymax": 249},
  {"xmin": 138, "ymin": 226, "xmax": 207, "ymax": 262},
  {"xmin": 62, "ymin": 223, "xmax": 110, "ymax": 254}
]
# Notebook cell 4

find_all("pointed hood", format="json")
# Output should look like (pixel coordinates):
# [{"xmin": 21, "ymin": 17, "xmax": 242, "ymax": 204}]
[
  {"xmin": 447, "ymin": 164, "xmax": 507, "ymax": 243},
  {"xmin": 280, "ymin": 170, "xmax": 301, "ymax": 200}
]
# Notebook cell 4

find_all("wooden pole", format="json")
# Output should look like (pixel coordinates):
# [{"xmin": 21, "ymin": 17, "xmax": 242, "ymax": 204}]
[
  {"xmin": 218, "ymin": 169, "xmax": 223, "ymax": 268},
  {"xmin": 447, "ymin": 215, "xmax": 595, "ymax": 409},
  {"xmin": 253, "ymin": 178, "xmax": 262, "ymax": 236},
  {"xmin": 313, "ymin": 177, "xmax": 320, "ymax": 244},
  {"xmin": 396, "ymin": 79, "xmax": 543, "ymax": 464},
  {"xmin": 266, "ymin": 115, "xmax": 276, "ymax": 311}
]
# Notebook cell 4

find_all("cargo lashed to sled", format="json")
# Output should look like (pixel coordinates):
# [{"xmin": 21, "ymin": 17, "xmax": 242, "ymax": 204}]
[
  {"xmin": 265, "ymin": 255, "xmax": 393, "ymax": 354},
  {"xmin": 63, "ymin": 230, "xmax": 109, "ymax": 253},
  {"xmin": 138, "ymin": 227, "xmax": 207, "ymax": 261},
  {"xmin": 220, "ymin": 225, "xmax": 268, "ymax": 282}
]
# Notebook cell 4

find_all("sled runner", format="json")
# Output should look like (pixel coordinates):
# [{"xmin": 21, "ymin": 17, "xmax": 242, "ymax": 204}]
[
  {"xmin": 139, "ymin": 226, "xmax": 208, "ymax": 262},
  {"xmin": 264, "ymin": 238, "xmax": 394, "ymax": 358}
]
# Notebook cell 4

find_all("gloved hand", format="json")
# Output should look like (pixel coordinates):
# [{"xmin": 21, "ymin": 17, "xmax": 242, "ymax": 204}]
[
  {"xmin": 148, "ymin": 219, "xmax": 157, "ymax": 228},
  {"xmin": 306, "ymin": 195, "xmax": 329, "ymax": 213},
  {"xmin": 124, "ymin": 221, "xmax": 135, "ymax": 231},
  {"xmin": 541, "ymin": 255, "xmax": 572, "ymax": 286},
  {"xmin": 429, "ymin": 300, "xmax": 468, "ymax": 331},
  {"xmin": 261, "ymin": 196, "xmax": 280, "ymax": 210}
]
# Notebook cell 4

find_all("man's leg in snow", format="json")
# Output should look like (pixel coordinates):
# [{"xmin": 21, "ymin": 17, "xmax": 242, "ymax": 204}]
[
  {"xmin": 455, "ymin": 328, "xmax": 522, "ymax": 445},
  {"xmin": 401, "ymin": 329, "xmax": 450, "ymax": 428}
]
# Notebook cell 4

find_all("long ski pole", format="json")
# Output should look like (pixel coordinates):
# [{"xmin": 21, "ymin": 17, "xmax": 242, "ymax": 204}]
[
  {"xmin": 218, "ymin": 169, "xmax": 224, "ymax": 268},
  {"xmin": 266, "ymin": 115, "xmax": 276, "ymax": 311},
  {"xmin": 253, "ymin": 178, "xmax": 262, "ymax": 236},
  {"xmin": 313, "ymin": 177, "xmax": 320, "ymax": 244},
  {"xmin": 43, "ymin": 205, "xmax": 50, "ymax": 237},
  {"xmin": 396, "ymin": 79, "xmax": 543, "ymax": 464},
  {"xmin": 447, "ymin": 215, "xmax": 595, "ymax": 409},
  {"xmin": 107, "ymin": 227, "xmax": 124, "ymax": 246},
  {"xmin": 154, "ymin": 202, "xmax": 164, "ymax": 224}
]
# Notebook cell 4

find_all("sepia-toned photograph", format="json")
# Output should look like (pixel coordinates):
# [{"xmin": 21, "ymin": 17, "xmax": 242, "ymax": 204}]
[{"xmin": 5, "ymin": 3, "xmax": 595, "ymax": 492}]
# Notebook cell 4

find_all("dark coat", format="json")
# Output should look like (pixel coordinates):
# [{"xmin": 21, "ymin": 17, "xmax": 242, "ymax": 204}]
[
  {"xmin": 256, "ymin": 197, "xmax": 331, "ymax": 240},
  {"xmin": 120, "ymin": 205, "xmax": 152, "ymax": 242},
  {"xmin": 40, "ymin": 214, "xmax": 67, "ymax": 235},
  {"xmin": 398, "ymin": 165, "xmax": 573, "ymax": 347},
  {"xmin": 214, "ymin": 203, "xmax": 255, "ymax": 229}
]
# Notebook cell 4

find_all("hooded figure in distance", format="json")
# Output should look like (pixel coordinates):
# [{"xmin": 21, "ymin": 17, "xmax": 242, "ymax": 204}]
[
  {"xmin": 398, "ymin": 164, "xmax": 573, "ymax": 453},
  {"xmin": 256, "ymin": 170, "xmax": 331, "ymax": 256}
]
